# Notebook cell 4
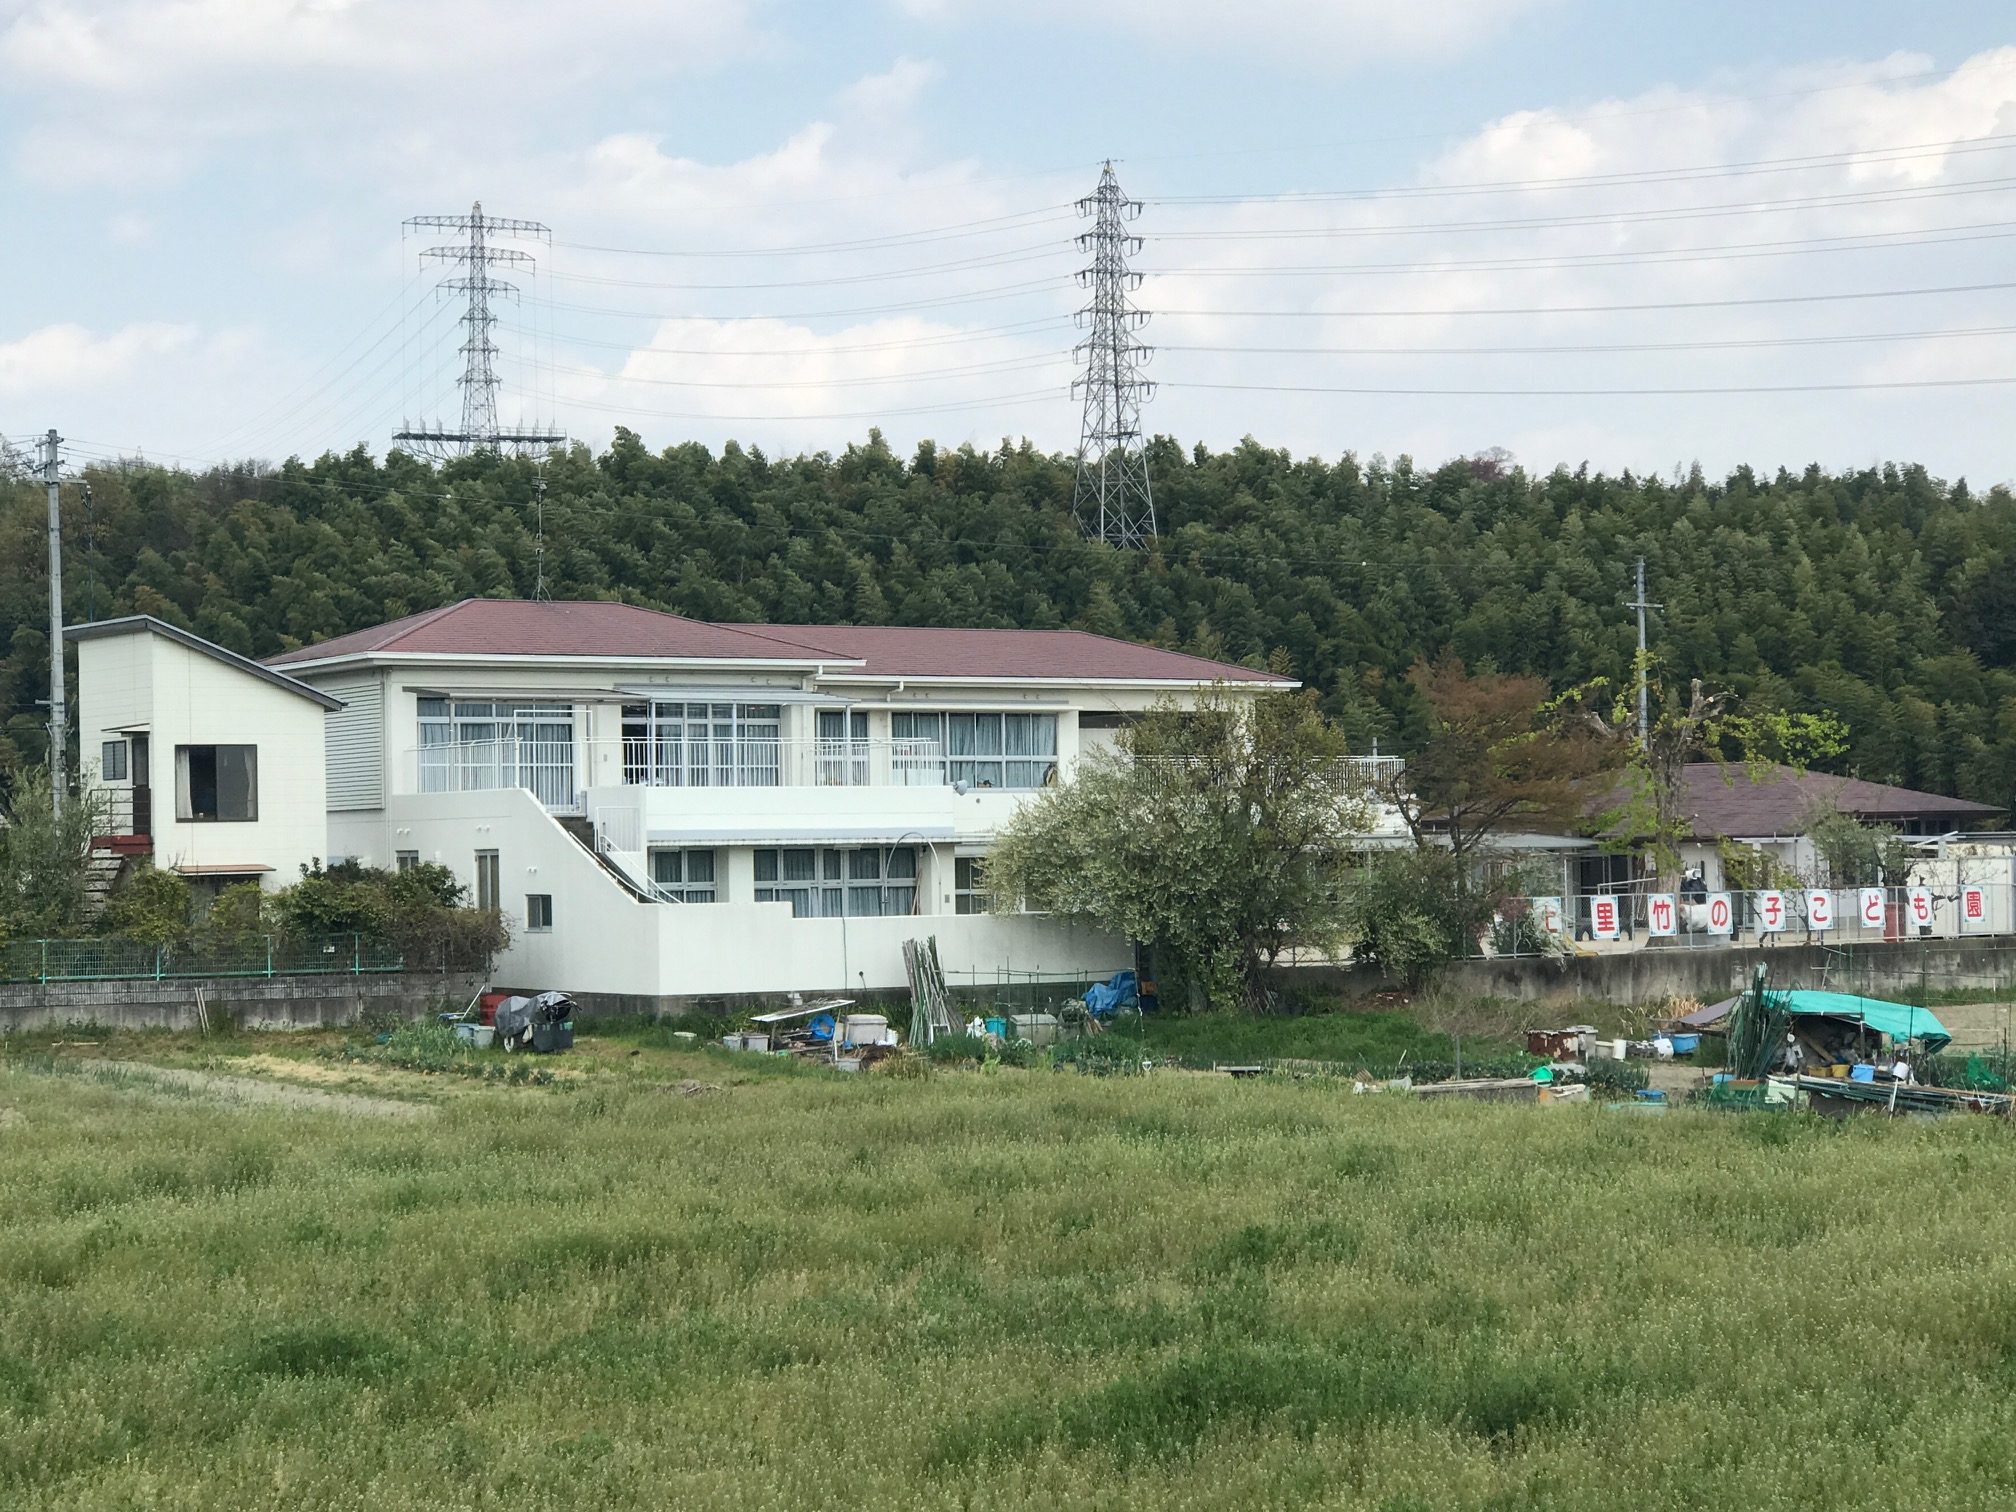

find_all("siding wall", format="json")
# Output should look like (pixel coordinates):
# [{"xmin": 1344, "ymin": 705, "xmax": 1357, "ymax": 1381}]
[{"xmin": 320, "ymin": 672, "xmax": 385, "ymax": 810}]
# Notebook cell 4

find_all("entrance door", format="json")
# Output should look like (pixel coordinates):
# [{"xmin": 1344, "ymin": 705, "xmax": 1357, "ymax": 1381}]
[{"xmin": 130, "ymin": 734, "xmax": 152, "ymax": 836}]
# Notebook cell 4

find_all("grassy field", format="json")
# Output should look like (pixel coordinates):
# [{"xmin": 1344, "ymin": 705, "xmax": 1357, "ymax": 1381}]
[{"xmin": 5, "ymin": 1028, "xmax": 2016, "ymax": 1509}]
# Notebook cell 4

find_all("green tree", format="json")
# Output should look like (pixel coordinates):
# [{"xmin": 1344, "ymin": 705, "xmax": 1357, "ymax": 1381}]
[
  {"xmin": 0, "ymin": 769, "xmax": 101, "ymax": 940},
  {"xmin": 984, "ymin": 690, "xmax": 1369, "ymax": 1012}
]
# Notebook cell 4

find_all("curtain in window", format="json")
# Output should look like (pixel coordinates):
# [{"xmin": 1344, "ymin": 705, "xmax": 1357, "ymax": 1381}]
[{"xmin": 1004, "ymin": 714, "xmax": 1057, "ymax": 788}]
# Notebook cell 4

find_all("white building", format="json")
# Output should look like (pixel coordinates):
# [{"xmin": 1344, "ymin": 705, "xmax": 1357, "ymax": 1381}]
[
  {"xmin": 69, "ymin": 616, "xmax": 341, "ymax": 904},
  {"xmin": 81, "ymin": 599, "xmax": 1293, "ymax": 1008}
]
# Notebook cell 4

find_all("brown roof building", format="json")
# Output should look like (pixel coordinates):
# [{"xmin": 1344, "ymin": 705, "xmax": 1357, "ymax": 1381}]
[{"xmin": 1671, "ymin": 762, "xmax": 2000, "ymax": 839}]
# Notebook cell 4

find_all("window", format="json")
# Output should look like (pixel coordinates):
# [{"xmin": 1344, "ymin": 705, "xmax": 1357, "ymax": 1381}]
[
  {"xmin": 948, "ymin": 713, "xmax": 1057, "ymax": 789},
  {"xmin": 395, "ymin": 850, "xmax": 419, "ymax": 872},
  {"xmin": 649, "ymin": 848, "xmax": 718, "ymax": 904},
  {"xmin": 620, "ymin": 701, "xmax": 783, "ymax": 787},
  {"xmin": 475, "ymin": 850, "xmax": 500, "ymax": 913},
  {"xmin": 955, "ymin": 856, "xmax": 993, "ymax": 915},
  {"xmin": 100, "ymin": 739, "xmax": 128, "ymax": 781},
  {"xmin": 755, "ymin": 846, "xmax": 916, "ymax": 918},
  {"xmin": 890, "ymin": 711, "xmax": 946, "ymax": 786},
  {"xmin": 418, "ymin": 699, "xmax": 575, "ymax": 808},
  {"xmin": 175, "ymin": 745, "xmax": 258, "ymax": 822},
  {"xmin": 814, "ymin": 708, "xmax": 870, "ymax": 785},
  {"xmin": 526, "ymin": 894, "xmax": 553, "ymax": 932}
]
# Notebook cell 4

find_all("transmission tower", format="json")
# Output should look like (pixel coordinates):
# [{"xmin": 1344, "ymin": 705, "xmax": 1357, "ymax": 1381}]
[
  {"xmin": 394, "ymin": 202, "xmax": 567, "ymax": 460},
  {"xmin": 1071, "ymin": 161, "xmax": 1157, "ymax": 549}
]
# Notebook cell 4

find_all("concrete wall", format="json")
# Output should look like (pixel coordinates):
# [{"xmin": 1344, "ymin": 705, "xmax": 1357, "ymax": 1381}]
[
  {"xmin": 332, "ymin": 786, "xmax": 1129, "ymax": 1004},
  {"xmin": 1289, "ymin": 937, "xmax": 2016, "ymax": 1007},
  {"xmin": 0, "ymin": 971, "xmax": 483, "ymax": 1034}
]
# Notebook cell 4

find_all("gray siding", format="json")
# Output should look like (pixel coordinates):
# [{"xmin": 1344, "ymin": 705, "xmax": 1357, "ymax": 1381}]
[{"xmin": 321, "ymin": 674, "xmax": 385, "ymax": 810}]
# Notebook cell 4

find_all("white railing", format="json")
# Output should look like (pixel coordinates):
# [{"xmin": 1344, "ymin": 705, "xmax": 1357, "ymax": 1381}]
[
  {"xmin": 591, "ymin": 802, "xmax": 644, "ymax": 857},
  {"xmin": 587, "ymin": 736, "xmax": 1056, "ymax": 792},
  {"xmin": 410, "ymin": 736, "xmax": 579, "ymax": 811}
]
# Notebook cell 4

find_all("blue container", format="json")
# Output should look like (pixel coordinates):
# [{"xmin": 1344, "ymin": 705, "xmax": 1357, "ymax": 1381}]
[
  {"xmin": 1635, "ymin": 1088, "xmax": 1668, "ymax": 1103},
  {"xmin": 1849, "ymin": 1063, "xmax": 1877, "ymax": 1083},
  {"xmin": 1668, "ymin": 1034, "xmax": 1701, "ymax": 1055},
  {"xmin": 984, "ymin": 1017, "xmax": 1008, "ymax": 1039}
]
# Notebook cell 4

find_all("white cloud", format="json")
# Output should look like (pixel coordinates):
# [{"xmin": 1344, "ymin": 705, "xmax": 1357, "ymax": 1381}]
[
  {"xmin": 2, "ymin": 0, "xmax": 766, "ymax": 186},
  {"xmin": 839, "ymin": 56, "xmax": 941, "ymax": 117},
  {"xmin": 0, "ymin": 322, "xmax": 198, "ymax": 396},
  {"xmin": 1126, "ymin": 48, "xmax": 2016, "ymax": 480},
  {"xmin": 896, "ymin": 0, "xmax": 1558, "ymax": 62}
]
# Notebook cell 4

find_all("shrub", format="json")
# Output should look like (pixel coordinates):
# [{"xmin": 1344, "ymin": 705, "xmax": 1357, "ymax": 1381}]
[{"xmin": 100, "ymin": 864, "xmax": 194, "ymax": 945}]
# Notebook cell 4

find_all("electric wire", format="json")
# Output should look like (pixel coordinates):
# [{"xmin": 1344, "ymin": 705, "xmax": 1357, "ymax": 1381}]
[
  {"xmin": 552, "ymin": 206, "xmax": 1075, "ymax": 259},
  {"xmin": 1149, "ymin": 133, "xmax": 2016, "ymax": 205},
  {"xmin": 1149, "ymin": 280, "xmax": 2016, "ymax": 319}
]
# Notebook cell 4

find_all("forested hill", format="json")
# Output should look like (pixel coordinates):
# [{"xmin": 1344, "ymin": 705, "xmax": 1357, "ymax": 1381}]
[{"xmin": 4, "ymin": 427, "xmax": 2015, "ymax": 810}]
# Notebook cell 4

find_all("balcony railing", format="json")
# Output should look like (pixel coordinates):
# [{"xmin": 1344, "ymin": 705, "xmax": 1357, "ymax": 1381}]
[{"xmin": 401, "ymin": 736, "xmax": 1063, "ymax": 805}]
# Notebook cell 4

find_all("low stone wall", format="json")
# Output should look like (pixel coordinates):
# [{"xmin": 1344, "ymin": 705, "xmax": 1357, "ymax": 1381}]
[
  {"xmin": 1288, "ymin": 937, "xmax": 2016, "ymax": 1006},
  {"xmin": 0, "ymin": 972, "xmax": 485, "ymax": 1034}
]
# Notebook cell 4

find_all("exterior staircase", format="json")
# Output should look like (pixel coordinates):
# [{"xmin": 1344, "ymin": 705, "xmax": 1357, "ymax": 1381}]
[
  {"xmin": 82, "ymin": 850, "xmax": 130, "ymax": 920},
  {"xmin": 557, "ymin": 815, "xmax": 658, "ymax": 904}
]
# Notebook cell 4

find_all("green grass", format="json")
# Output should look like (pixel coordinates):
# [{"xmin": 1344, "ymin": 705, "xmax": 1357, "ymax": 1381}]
[
  {"xmin": 1134, "ymin": 1006, "xmax": 1526, "ymax": 1071},
  {"xmin": 6, "ymin": 1039, "xmax": 2016, "ymax": 1508}
]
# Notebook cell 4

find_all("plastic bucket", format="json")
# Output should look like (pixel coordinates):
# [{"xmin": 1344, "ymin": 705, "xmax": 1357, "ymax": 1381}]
[
  {"xmin": 1668, "ymin": 1034, "xmax": 1700, "ymax": 1055},
  {"xmin": 1849, "ymin": 1063, "xmax": 1877, "ymax": 1083}
]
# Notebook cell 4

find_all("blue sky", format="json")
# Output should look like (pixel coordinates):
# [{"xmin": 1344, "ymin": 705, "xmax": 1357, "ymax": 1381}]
[{"xmin": 4, "ymin": 1, "xmax": 2016, "ymax": 483}]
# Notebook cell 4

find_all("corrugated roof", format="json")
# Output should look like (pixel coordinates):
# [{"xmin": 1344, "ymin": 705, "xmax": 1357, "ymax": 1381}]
[
  {"xmin": 264, "ymin": 599, "xmax": 1290, "ymax": 685},
  {"xmin": 1675, "ymin": 762, "xmax": 1999, "ymax": 837}
]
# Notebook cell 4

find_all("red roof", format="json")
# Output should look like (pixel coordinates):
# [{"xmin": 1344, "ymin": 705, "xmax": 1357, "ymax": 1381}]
[
  {"xmin": 264, "ymin": 598, "xmax": 1290, "ymax": 685},
  {"xmin": 266, "ymin": 600, "xmax": 844, "ymax": 667},
  {"xmin": 741, "ymin": 623, "xmax": 1291, "ymax": 683}
]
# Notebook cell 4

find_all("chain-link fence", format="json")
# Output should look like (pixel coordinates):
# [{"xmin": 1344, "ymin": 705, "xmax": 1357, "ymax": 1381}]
[{"xmin": 0, "ymin": 933, "xmax": 406, "ymax": 984}]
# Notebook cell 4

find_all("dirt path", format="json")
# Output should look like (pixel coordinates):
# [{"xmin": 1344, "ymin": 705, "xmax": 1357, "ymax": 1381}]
[{"xmin": 75, "ymin": 1061, "xmax": 433, "ymax": 1118}]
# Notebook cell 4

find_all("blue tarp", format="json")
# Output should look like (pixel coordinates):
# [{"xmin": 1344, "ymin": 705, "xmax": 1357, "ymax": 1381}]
[{"xmin": 1084, "ymin": 970, "xmax": 1139, "ymax": 1019}]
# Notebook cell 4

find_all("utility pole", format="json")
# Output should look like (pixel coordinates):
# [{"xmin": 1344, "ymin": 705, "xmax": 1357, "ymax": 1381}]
[
  {"xmin": 1071, "ymin": 162, "xmax": 1157, "ymax": 549},
  {"xmin": 1626, "ymin": 557, "xmax": 1661, "ymax": 748},
  {"xmin": 41, "ymin": 429, "xmax": 66, "ymax": 814},
  {"xmin": 393, "ymin": 202, "xmax": 567, "ymax": 460}
]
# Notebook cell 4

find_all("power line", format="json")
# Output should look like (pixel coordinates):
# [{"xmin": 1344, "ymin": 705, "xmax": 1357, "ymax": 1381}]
[
  {"xmin": 1164, "ymin": 375, "xmax": 2016, "ymax": 397},
  {"xmin": 1161, "ymin": 324, "xmax": 2016, "ymax": 357},
  {"xmin": 543, "ymin": 241, "xmax": 1066, "ymax": 291},
  {"xmin": 1145, "ymin": 223, "xmax": 2016, "ymax": 278},
  {"xmin": 544, "ymin": 351, "xmax": 1071, "ymax": 391},
  {"xmin": 547, "ymin": 276, "xmax": 1070, "ymax": 324},
  {"xmin": 552, "ymin": 207, "xmax": 1080, "ymax": 260},
  {"xmin": 1118, "ymin": 58, "xmax": 2016, "ymax": 171},
  {"xmin": 1149, "ymin": 133, "xmax": 2016, "ymax": 205},
  {"xmin": 1154, "ymin": 174, "xmax": 2016, "ymax": 241},
  {"xmin": 496, "ymin": 314, "xmax": 1070, "ymax": 357},
  {"xmin": 1150, "ymin": 280, "xmax": 2016, "ymax": 319}
]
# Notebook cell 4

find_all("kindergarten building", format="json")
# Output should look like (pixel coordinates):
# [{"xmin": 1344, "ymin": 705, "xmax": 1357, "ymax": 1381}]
[{"xmin": 73, "ymin": 600, "xmax": 1292, "ymax": 1007}]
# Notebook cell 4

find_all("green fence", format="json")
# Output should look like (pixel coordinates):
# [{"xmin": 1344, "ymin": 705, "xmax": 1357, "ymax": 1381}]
[{"xmin": 0, "ymin": 934, "xmax": 406, "ymax": 985}]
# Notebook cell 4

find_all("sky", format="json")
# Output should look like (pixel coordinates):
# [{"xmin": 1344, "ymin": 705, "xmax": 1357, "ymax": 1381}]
[{"xmin": 4, "ymin": 1, "xmax": 2016, "ymax": 484}]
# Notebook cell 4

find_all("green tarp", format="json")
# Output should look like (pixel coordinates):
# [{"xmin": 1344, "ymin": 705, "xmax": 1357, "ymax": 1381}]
[{"xmin": 1779, "ymin": 991, "xmax": 1952, "ymax": 1053}]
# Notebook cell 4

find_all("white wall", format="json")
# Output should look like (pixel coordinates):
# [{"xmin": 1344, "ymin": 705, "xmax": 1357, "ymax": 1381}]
[
  {"xmin": 333, "ymin": 786, "xmax": 1127, "ymax": 1000},
  {"xmin": 78, "ymin": 631, "xmax": 329, "ymax": 887}
]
